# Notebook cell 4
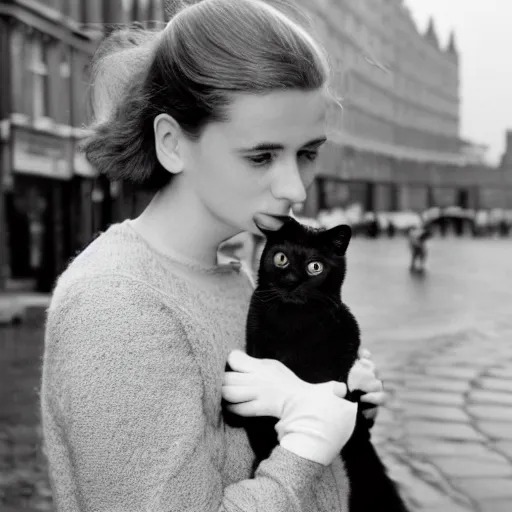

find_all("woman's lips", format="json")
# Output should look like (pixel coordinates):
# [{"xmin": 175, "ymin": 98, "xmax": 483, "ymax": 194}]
[{"xmin": 253, "ymin": 213, "xmax": 288, "ymax": 232}]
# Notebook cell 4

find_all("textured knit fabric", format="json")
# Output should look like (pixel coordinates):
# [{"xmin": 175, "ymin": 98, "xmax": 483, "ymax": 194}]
[{"xmin": 41, "ymin": 220, "xmax": 350, "ymax": 512}]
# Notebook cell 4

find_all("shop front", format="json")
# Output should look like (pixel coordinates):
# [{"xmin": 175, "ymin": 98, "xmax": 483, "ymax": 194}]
[{"xmin": 6, "ymin": 126, "xmax": 73, "ymax": 292}]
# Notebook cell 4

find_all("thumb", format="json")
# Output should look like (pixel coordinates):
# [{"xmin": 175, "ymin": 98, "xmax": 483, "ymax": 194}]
[{"xmin": 313, "ymin": 381, "xmax": 347, "ymax": 398}]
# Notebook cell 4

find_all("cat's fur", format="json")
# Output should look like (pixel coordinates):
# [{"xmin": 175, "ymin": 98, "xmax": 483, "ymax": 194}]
[{"xmin": 225, "ymin": 217, "xmax": 409, "ymax": 512}]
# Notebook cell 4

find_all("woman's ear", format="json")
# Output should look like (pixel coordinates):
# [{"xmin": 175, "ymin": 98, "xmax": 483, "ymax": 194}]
[{"xmin": 154, "ymin": 113, "xmax": 185, "ymax": 174}]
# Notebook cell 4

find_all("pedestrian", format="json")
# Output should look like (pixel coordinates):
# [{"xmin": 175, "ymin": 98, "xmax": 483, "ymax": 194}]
[
  {"xmin": 408, "ymin": 224, "xmax": 431, "ymax": 272},
  {"xmin": 41, "ymin": 1, "xmax": 385, "ymax": 511}
]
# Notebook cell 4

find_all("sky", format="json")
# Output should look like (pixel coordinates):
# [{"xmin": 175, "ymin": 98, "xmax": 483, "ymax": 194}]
[{"xmin": 405, "ymin": 0, "xmax": 512, "ymax": 164}]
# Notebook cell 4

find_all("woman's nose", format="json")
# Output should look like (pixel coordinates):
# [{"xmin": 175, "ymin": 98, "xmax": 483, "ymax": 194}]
[{"xmin": 271, "ymin": 161, "xmax": 307, "ymax": 204}]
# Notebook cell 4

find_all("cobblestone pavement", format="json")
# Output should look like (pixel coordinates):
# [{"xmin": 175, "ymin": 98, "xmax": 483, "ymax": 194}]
[
  {"xmin": 0, "ymin": 309, "xmax": 53, "ymax": 512},
  {"xmin": 344, "ymin": 236, "xmax": 512, "ymax": 512},
  {"xmin": 1, "ymin": 236, "xmax": 511, "ymax": 511}
]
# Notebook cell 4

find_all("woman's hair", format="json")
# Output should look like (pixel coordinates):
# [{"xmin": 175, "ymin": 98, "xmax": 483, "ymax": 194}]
[{"xmin": 82, "ymin": 0, "xmax": 331, "ymax": 191}]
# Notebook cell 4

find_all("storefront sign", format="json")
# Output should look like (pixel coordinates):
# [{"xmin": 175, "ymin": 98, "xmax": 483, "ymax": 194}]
[{"xmin": 12, "ymin": 127, "xmax": 72, "ymax": 180}]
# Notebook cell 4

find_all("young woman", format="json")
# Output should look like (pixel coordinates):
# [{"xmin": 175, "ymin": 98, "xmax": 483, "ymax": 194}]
[{"xmin": 41, "ymin": 1, "xmax": 384, "ymax": 510}]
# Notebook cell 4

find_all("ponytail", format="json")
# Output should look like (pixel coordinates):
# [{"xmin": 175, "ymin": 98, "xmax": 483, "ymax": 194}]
[{"xmin": 81, "ymin": 26, "xmax": 171, "ymax": 189}]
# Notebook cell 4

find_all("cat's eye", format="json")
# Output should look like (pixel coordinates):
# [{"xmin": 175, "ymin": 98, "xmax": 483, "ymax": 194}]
[
  {"xmin": 273, "ymin": 252, "xmax": 289, "ymax": 268},
  {"xmin": 307, "ymin": 261, "xmax": 324, "ymax": 276}
]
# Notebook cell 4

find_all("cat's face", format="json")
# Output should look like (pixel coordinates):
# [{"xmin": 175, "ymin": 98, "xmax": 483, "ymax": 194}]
[{"xmin": 257, "ymin": 218, "xmax": 352, "ymax": 304}]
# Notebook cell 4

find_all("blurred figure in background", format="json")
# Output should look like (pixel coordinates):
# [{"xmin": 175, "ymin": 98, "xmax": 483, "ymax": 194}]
[{"xmin": 407, "ymin": 225, "xmax": 431, "ymax": 273}]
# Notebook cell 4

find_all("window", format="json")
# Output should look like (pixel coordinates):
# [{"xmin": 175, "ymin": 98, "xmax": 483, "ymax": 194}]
[
  {"xmin": 58, "ymin": 46, "xmax": 72, "ymax": 124},
  {"xmin": 10, "ymin": 29, "xmax": 27, "ymax": 114},
  {"xmin": 30, "ymin": 37, "xmax": 50, "ymax": 119},
  {"xmin": 60, "ymin": 48, "xmax": 71, "ymax": 79},
  {"xmin": 122, "ymin": 0, "xmax": 134, "ymax": 18}
]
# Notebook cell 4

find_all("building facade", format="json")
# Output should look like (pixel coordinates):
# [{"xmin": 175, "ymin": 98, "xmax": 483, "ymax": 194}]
[
  {"xmin": 295, "ymin": 0, "xmax": 512, "ymax": 217},
  {"xmin": 308, "ymin": 0, "xmax": 460, "ymax": 159},
  {"xmin": 0, "ymin": 0, "xmax": 510, "ymax": 292},
  {"xmin": 0, "ymin": 0, "xmax": 167, "ymax": 291}
]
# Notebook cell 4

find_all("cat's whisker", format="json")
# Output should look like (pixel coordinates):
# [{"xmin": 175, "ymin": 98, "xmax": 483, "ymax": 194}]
[
  {"xmin": 253, "ymin": 292, "xmax": 281, "ymax": 304},
  {"xmin": 253, "ymin": 289, "xmax": 282, "ymax": 303}
]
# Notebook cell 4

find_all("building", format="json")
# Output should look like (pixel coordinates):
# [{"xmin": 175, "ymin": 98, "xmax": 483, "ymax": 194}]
[
  {"xmin": 0, "ymin": 0, "xmax": 166, "ymax": 291},
  {"xmin": 500, "ymin": 131, "xmax": 512, "ymax": 168},
  {"xmin": 0, "ymin": 0, "xmax": 510, "ymax": 292},
  {"xmin": 294, "ymin": 0, "xmax": 511, "ymax": 217},
  {"xmin": 310, "ymin": 0, "xmax": 461, "ymax": 158}
]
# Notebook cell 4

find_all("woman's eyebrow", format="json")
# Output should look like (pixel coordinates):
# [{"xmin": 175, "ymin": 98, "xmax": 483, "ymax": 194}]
[
  {"xmin": 238, "ymin": 137, "xmax": 327, "ymax": 152},
  {"xmin": 302, "ymin": 137, "xmax": 327, "ymax": 149}
]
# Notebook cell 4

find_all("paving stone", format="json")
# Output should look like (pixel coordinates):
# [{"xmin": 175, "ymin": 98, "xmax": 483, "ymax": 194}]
[
  {"xmin": 372, "ymin": 423, "xmax": 404, "ymax": 444},
  {"xmin": 386, "ymin": 459, "xmax": 451, "ymax": 507},
  {"xmin": 399, "ymin": 391, "xmax": 465, "ymax": 407},
  {"xmin": 383, "ymin": 370, "xmax": 418, "ymax": 382},
  {"xmin": 487, "ymin": 367, "xmax": 512, "ymax": 379},
  {"xmin": 467, "ymin": 404, "xmax": 512, "ymax": 422},
  {"xmin": 374, "ymin": 407, "xmax": 396, "ymax": 425},
  {"xmin": 495, "ymin": 441, "xmax": 512, "ymax": 459},
  {"xmin": 477, "ymin": 378, "xmax": 512, "ymax": 393},
  {"xmin": 403, "ymin": 404, "xmax": 469, "ymax": 422},
  {"xmin": 424, "ymin": 366, "xmax": 482, "ymax": 381},
  {"xmin": 405, "ymin": 440, "xmax": 507, "ymax": 463},
  {"xmin": 452, "ymin": 478, "xmax": 512, "ymax": 500},
  {"xmin": 405, "ymin": 422, "xmax": 485, "ymax": 442},
  {"xmin": 477, "ymin": 422, "xmax": 512, "ymax": 441},
  {"xmin": 405, "ymin": 457, "xmax": 476, "ymax": 508},
  {"xmin": 476, "ymin": 499, "xmax": 512, "ymax": 512},
  {"xmin": 431, "ymin": 457, "xmax": 512, "ymax": 478},
  {"xmin": 404, "ymin": 377, "xmax": 471, "ymax": 394},
  {"xmin": 469, "ymin": 390, "xmax": 512, "ymax": 406}
]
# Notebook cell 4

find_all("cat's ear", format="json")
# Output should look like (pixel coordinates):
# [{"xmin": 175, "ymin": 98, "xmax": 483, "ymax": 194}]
[{"xmin": 324, "ymin": 224, "xmax": 352, "ymax": 255}]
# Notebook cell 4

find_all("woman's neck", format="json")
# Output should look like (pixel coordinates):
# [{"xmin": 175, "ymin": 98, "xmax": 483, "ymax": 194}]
[{"xmin": 130, "ymin": 182, "xmax": 239, "ymax": 269}]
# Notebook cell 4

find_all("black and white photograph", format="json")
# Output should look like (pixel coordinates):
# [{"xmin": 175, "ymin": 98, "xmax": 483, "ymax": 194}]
[{"xmin": 0, "ymin": 1, "xmax": 511, "ymax": 511}]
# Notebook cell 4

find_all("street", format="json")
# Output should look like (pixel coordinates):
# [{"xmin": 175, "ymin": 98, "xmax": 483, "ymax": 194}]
[
  {"xmin": 344, "ymin": 236, "xmax": 512, "ymax": 512},
  {"xmin": 1, "ymin": 236, "xmax": 512, "ymax": 511}
]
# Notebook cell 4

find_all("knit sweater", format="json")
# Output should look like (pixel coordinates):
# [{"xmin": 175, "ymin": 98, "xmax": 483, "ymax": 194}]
[{"xmin": 41, "ymin": 220, "xmax": 350, "ymax": 512}]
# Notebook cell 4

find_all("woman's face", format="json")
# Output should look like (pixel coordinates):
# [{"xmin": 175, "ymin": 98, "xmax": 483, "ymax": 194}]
[{"xmin": 180, "ymin": 88, "xmax": 329, "ymax": 237}]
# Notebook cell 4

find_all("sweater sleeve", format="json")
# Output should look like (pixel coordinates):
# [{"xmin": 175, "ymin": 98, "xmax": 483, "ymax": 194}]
[{"xmin": 43, "ymin": 275, "xmax": 324, "ymax": 512}]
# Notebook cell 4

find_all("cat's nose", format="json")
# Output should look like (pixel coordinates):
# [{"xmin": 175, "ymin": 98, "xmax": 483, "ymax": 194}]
[{"xmin": 284, "ymin": 274, "xmax": 300, "ymax": 287}]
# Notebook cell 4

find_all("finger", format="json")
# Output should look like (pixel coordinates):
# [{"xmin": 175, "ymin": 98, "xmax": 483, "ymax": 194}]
[
  {"xmin": 358, "ymin": 357, "xmax": 376, "ymax": 373},
  {"xmin": 227, "ymin": 350, "xmax": 262, "ymax": 373},
  {"xmin": 361, "ymin": 390, "xmax": 387, "ymax": 406},
  {"xmin": 360, "ymin": 379, "xmax": 383, "ymax": 394},
  {"xmin": 222, "ymin": 371, "xmax": 257, "ymax": 386},
  {"xmin": 348, "ymin": 362, "xmax": 378, "ymax": 391},
  {"xmin": 221, "ymin": 385, "xmax": 258, "ymax": 404},
  {"xmin": 319, "ymin": 380, "xmax": 347, "ymax": 399},
  {"xmin": 225, "ymin": 400, "xmax": 275, "ymax": 418},
  {"xmin": 358, "ymin": 347, "xmax": 372, "ymax": 359}
]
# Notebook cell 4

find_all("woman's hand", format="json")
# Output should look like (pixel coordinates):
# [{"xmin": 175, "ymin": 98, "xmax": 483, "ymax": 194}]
[
  {"xmin": 222, "ymin": 350, "xmax": 357, "ymax": 465},
  {"xmin": 222, "ymin": 350, "xmax": 310, "ymax": 418},
  {"xmin": 347, "ymin": 347, "xmax": 386, "ymax": 424}
]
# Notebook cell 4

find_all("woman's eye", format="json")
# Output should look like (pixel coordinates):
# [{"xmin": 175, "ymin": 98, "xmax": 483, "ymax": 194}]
[
  {"xmin": 273, "ymin": 252, "xmax": 289, "ymax": 268},
  {"xmin": 307, "ymin": 261, "xmax": 324, "ymax": 276},
  {"xmin": 299, "ymin": 151, "xmax": 319, "ymax": 162},
  {"xmin": 247, "ymin": 153, "xmax": 275, "ymax": 167}
]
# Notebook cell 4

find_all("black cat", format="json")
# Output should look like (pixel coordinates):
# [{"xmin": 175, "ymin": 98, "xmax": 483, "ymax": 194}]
[{"xmin": 225, "ymin": 216, "xmax": 409, "ymax": 512}]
